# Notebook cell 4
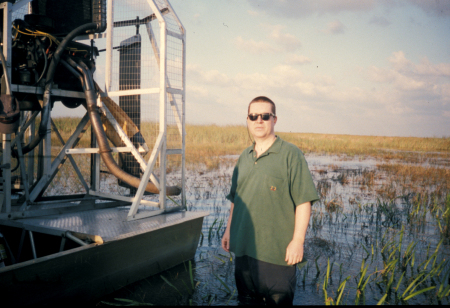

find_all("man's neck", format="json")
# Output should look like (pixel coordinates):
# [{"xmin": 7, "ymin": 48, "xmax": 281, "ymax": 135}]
[{"xmin": 254, "ymin": 134, "xmax": 277, "ymax": 157}]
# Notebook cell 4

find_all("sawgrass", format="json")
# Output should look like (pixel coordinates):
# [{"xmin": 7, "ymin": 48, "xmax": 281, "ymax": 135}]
[{"xmin": 48, "ymin": 119, "xmax": 450, "ymax": 169}]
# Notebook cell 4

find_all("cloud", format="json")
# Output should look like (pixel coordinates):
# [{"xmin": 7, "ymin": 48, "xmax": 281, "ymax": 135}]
[
  {"xmin": 234, "ymin": 36, "xmax": 279, "ymax": 54},
  {"xmin": 285, "ymin": 54, "xmax": 312, "ymax": 65},
  {"xmin": 247, "ymin": 10, "xmax": 262, "ymax": 17},
  {"xmin": 414, "ymin": 57, "xmax": 450, "ymax": 77},
  {"xmin": 187, "ymin": 64, "xmax": 231, "ymax": 85},
  {"xmin": 386, "ymin": 51, "xmax": 450, "ymax": 80},
  {"xmin": 234, "ymin": 26, "xmax": 301, "ymax": 54},
  {"xmin": 268, "ymin": 25, "xmax": 302, "ymax": 51},
  {"xmin": 246, "ymin": 0, "xmax": 376, "ymax": 18},
  {"xmin": 369, "ymin": 15, "xmax": 391, "ymax": 27},
  {"xmin": 188, "ymin": 63, "xmax": 335, "ymax": 100},
  {"xmin": 247, "ymin": 0, "xmax": 450, "ymax": 18},
  {"xmin": 188, "ymin": 85, "xmax": 209, "ymax": 98},
  {"xmin": 322, "ymin": 20, "xmax": 345, "ymax": 34},
  {"xmin": 365, "ymin": 51, "xmax": 450, "ymax": 118},
  {"xmin": 408, "ymin": 0, "xmax": 450, "ymax": 17}
]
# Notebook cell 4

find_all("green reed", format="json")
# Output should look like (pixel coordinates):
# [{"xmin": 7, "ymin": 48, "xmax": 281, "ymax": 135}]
[{"xmin": 317, "ymin": 187, "xmax": 450, "ymax": 305}]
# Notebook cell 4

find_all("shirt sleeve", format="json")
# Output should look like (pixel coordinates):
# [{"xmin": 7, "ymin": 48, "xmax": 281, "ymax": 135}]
[
  {"xmin": 289, "ymin": 149, "xmax": 320, "ymax": 206},
  {"xmin": 226, "ymin": 163, "xmax": 239, "ymax": 203}
]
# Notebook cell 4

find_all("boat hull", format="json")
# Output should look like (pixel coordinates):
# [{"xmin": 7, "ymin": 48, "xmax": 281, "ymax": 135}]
[{"xmin": 0, "ymin": 211, "xmax": 206, "ymax": 305}]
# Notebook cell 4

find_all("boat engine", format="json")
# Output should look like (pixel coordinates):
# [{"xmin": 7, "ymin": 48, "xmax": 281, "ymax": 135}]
[{"xmin": 2, "ymin": 0, "xmax": 105, "ymax": 121}]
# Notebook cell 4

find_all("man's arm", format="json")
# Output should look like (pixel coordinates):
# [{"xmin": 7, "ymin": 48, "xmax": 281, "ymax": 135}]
[
  {"xmin": 285, "ymin": 201, "xmax": 311, "ymax": 265},
  {"xmin": 221, "ymin": 202, "xmax": 234, "ymax": 252}
]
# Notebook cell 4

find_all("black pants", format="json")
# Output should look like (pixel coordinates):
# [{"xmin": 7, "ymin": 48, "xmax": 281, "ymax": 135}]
[{"xmin": 235, "ymin": 255, "xmax": 296, "ymax": 306}]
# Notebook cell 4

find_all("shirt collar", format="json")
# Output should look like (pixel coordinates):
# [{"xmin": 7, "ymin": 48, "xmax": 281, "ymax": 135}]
[{"xmin": 248, "ymin": 135, "xmax": 282, "ymax": 155}]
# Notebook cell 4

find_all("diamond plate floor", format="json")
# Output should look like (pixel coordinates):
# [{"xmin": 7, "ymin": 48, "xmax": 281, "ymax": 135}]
[{"xmin": 13, "ymin": 207, "xmax": 208, "ymax": 242}]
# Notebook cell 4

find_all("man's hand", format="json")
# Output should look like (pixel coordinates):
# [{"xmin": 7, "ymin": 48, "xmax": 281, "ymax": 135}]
[
  {"xmin": 222, "ymin": 203, "xmax": 234, "ymax": 253},
  {"xmin": 285, "ymin": 240, "xmax": 304, "ymax": 265},
  {"xmin": 286, "ymin": 201, "xmax": 311, "ymax": 265},
  {"xmin": 221, "ymin": 227, "xmax": 230, "ymax": 252}
]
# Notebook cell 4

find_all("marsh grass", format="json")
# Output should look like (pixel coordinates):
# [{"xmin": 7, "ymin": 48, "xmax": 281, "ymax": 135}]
[
  {"xmin": 301, "ymin": 151, "xmax": 449, "ymax": 305},
  {"xmin": 48, "ymin": 119, "xmax": 450, "ymax": 170},
  {"xmin": 313, "ymin": 198, "xmax": 450, "ymax": 305}
]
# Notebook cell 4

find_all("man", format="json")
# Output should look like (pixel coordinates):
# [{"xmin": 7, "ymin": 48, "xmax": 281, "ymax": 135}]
[{"xmin": 221, "ymin": 96, "xmax": 319, "ymax": 305}]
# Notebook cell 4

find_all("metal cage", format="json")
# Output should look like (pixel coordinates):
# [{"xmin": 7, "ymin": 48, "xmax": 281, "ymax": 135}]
[{"xmin": 0, "ymin": 0, "xmax": 186, "ymax": 221}]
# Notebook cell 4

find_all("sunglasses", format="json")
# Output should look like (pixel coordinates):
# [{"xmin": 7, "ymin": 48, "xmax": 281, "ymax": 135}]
[{"xmin": 247, "ymin": 113, "xmax": 276, "ymax": 121}]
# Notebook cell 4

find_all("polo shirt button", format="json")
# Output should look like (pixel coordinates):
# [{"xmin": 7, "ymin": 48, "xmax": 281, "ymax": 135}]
[{"xmin": 254, "ymin": 162, "xmax": 257, "ymax": 165}]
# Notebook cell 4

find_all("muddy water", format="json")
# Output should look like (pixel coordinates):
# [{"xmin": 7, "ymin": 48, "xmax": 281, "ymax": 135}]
[{"xmin": 97, "ymin": 154, "xmax": 450, "ymax": 306}]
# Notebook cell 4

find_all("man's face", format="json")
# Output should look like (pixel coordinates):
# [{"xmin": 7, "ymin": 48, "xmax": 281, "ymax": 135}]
[{"xmin": 247, "ymin": 102, "xmax": 277, "ymax": 140}]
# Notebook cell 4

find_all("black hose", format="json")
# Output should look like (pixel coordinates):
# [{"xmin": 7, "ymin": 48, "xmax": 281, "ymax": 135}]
[
  {"xmin": 14, "ymin": 23, "xmax": 99, "ymax": 158},
  {"xmin": 64, "ymin": 57, "xmax": 181, "ymax": 196},
  {"xmin": 10, "ymin": 159, "xmax": 19, "ymax": 173}
]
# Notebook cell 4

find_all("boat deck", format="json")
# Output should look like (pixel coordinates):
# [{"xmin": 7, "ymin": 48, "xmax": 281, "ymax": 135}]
[
  {"xmin": 1, "ymin": 206, "xmax": 207, "ymax": 242},
  {"xmin": 0, "ymin": 206, "xmax": 208, "ymax": 242}
]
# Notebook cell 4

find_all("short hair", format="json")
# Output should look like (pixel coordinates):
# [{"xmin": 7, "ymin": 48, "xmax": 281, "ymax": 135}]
[{"xmin": 248, "ymin": 96, "xmax": 276, "ymax": 115}]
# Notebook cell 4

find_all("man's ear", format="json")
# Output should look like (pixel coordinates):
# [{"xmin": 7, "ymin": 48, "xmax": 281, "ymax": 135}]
[{"xmin": 274, "ymin": 116, "xmax": 277, "ymax": 125}]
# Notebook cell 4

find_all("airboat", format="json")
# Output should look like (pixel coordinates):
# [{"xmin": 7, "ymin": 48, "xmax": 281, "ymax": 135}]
[{"xmin": 0, "ymin": 0, "xmax": 207, "ymax": 305}]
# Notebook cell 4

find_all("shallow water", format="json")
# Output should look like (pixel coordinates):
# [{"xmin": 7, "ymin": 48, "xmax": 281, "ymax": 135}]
[{"xmin": 97, "ymin": 153, "xmax": 450, "ymax": 306}]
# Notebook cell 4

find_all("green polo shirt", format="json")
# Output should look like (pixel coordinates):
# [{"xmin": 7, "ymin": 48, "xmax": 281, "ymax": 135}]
[{"xmin": 226, "ymin": 136, "xmax": 319, "ymax": 266}]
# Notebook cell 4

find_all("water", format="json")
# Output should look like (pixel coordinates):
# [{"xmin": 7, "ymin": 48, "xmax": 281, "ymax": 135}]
[{"xmin": 97, "ymin": 154, "xmax": 450, "ymax": 306}]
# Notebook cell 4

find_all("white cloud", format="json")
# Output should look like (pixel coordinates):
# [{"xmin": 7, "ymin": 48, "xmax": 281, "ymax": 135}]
[
  {"xmin": 367, "ymin": 65, "xmax": 426, "ymax": 91},
  {"xmin": 188, "ymin": 63, "xmax": 336, "ymax": 101},
  {"xmin": 234, "ymin": 25, "xmax": 301, "ymax": 55},
  {"xmin": 234, "ymin": 36, "xmax": 279, "ymax": 54},
  {"xmin": 234, "ymin": 72, "xmax": 274, "ymax": 90},
  {"xmin": 268, "ymin": 25, "xmax": 301, "ymax": 51},
  {"xmin": 365, "ymin": 51, "xmax": 450, "ymax": 119},
  {"xmin": 285, "ymin": 54, "xmax": 312, "ymax": 65},
  {"xmin": 247, "ymin": 0, "xmax": 376, "ymax": 18},
  {"xmin": 187, "ymin": 64, "xmax": 231, "ymax": 85},
  {"xmin": 414, "ymin": 57, "xmax": 450, "ymax": 77},
  {"xmin": 188, "ymin": 85, "xmax": 209, "ymax": 98},
  {"xmin": 383, "ymin": 51, "xmax": 450, "ymax": 81},
  {"xmin": 388, "ymin": 51, "xmax": 413, "ymax": 72},
  {"xmin": 322, "ymin": 20, "xmax": 345, "ymax": 35},
  {"xmin": 247, "ymin": 10, "xmax": 262, "ymax": 17}
]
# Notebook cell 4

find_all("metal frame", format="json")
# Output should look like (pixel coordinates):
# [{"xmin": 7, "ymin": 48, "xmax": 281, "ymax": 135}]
[{"xmin": 0, "ymin": 0, "xmax": 186, "ymax": 221}]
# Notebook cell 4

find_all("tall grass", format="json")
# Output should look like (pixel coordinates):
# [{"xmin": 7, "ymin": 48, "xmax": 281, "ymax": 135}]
[
  {"xmin": 278, "ymin": 132, "xmax": 450, "ymax": 155},
  {"xmin": 49, "ymin": 119, "xmax": 450, "ymax": 169}
]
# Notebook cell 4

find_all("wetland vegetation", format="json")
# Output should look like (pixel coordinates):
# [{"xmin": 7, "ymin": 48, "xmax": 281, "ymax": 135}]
[{"xmin": 45, "ymin": 119, "xmax": 450, "ymax": 305}]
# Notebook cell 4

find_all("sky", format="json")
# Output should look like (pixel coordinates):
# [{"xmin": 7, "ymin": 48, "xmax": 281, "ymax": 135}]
[
  {"xmin": 50, "ymin": 0, "xmax": 450, "ymax": 138},
  {"xmin": 166, "ymin": 0, "xmax": 450, "ymax": 138}
]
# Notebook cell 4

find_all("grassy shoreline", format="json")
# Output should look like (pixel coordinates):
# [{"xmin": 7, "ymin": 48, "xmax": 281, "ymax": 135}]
[
  {"xmin": 48, "ymin": 118, "xmax": 450, "ymax": 169},
  {"xmin": 185, "ymin": 124, "xmax": 450, "ymax": 169},
  {"xmin": 50, "ymin": 118, "xmax": 450, "ymax": 153},
  {"xmin": 188, "ymin": 124, "xmax": 450, "ymax": 153}
]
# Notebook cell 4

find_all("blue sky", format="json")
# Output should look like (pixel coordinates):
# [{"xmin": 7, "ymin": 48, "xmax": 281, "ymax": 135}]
[{"xmin": 168, "ymin": 0, "xmax": 450, "ymax": 137}]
